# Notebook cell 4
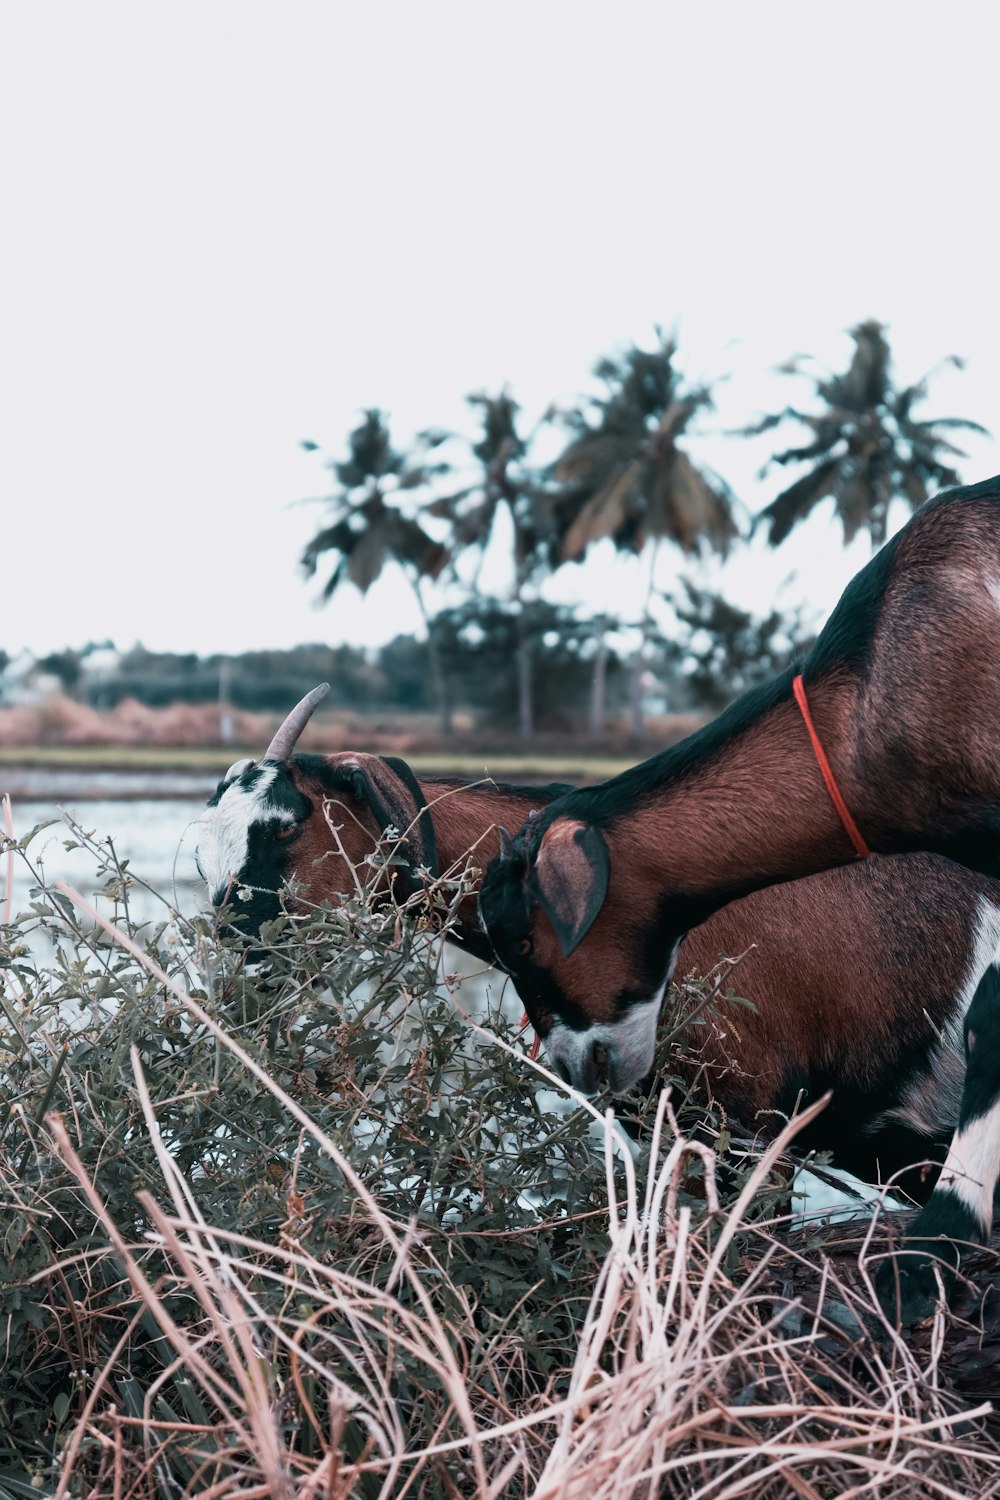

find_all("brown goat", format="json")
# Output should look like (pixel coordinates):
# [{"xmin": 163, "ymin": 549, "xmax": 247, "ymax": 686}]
[{"xmin": 475, "ymin": 474, "xmax": 1000, "ymax": 1316}]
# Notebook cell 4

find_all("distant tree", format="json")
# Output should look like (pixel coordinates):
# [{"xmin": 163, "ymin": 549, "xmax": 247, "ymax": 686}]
[
  {"xmin": 36, "ymin": 650, "xmax": 82, "ymax": 692},
  {"xmin": 747, "ymin": 320, "xmax": 988, "ymax": 551},
  {"xmin": 300, "ymin": 410, "xmax": 455, "ymax": 733},
  {"xmin": 224, "ymin": 645, "xmax": 380, "ymax": 713},
  {"xmin": 377, "ymin": 635, "xmax": 433, "ymax": 712},
  {"xmin": 433, "ymin": 598, "xmax": 620, "ymax": 733},
  {"xmin": 555, "ymin": 334, "xmax": 737, "ymax": 738},
  {"xmin": 429, "ymin": 390, "xmax": 557, "ymax": 741},
  {"xmin": 667, "ymin": 580, "xmax": 816, "ymax": 712}
]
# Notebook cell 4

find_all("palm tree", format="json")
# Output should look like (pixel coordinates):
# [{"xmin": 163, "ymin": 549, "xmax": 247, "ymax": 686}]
[
  {"xmin": 747, "ymin": 320, "xmax": 988, "ymax": 551},
  {"xmin": 301, "ymin": 409, "xmax": 455, "ymax": 734},
  {"xmin": 555, "ymin": 334, "xmax": 737, "ymax": 738},
  {"xmin": 429, "ymin": 390, "xmax": 556, "ymax": 741}
]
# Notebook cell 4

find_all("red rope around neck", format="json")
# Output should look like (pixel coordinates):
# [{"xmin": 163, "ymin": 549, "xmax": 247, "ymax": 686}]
[
  {"xmin": 792, "ymin": 674, "xmax": 871, "ymax": 860},
  {"xmin": 520, "ymin": 1013, "xmax": 541, "ymax": 1059}
]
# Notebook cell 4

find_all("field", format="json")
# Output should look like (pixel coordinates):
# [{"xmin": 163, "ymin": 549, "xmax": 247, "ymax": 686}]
[{"xmin": 0, "ymin": 741, "xmax": 636, "ymax": 782}]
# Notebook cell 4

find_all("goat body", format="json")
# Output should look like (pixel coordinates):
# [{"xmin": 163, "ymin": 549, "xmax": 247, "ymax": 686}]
[{"xmin": 474, "ymin": 474, "xmax": 1000, "ymax": 1314}]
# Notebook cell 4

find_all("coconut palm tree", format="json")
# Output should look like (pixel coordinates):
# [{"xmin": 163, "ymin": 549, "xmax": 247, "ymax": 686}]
[
  {"xmin": 301, "ymin": 409, "xmax": 455, "ymax": 734},
  {"xmin": 748, "ymin": 320, "xmax": 988, "ymax": 551},
  {"xmin": 428, "ymin": 390, "xmax": 557, "ymax": 741},
  {"xmin": 554, "ymin": 334, "xmax": 738, "ymax": 738}
]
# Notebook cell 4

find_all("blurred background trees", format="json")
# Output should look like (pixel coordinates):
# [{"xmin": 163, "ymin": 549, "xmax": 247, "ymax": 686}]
[
  {"xmin": 299, "ymin": 410, "xmax": 455, "ymax": 733},
  {"xmin": 553, "ymin": 333, "xmax": 737, "ymax": 738},
  {"xmin": 3, "ymin": 321, "xmax": 984, "ymax": 741}
]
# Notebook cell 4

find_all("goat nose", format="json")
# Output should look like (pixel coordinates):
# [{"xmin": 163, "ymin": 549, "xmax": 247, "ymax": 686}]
[
  {"xmin": 554, "ymin": 1059, "xmax": 572, "ymax": 1086},
  {"xmin": 592, "ymin": 1039, "xmax": 609, "ymax": 1082}
]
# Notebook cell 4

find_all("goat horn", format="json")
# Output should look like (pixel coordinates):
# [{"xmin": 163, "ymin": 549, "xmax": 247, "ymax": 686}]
[
  {"xmin": 264, "ymin": 683, "xmax": 330, "ymax": 763},
  {"xmin": 498, "ymin": 825, "xmax": 515, "ymax": 860}
]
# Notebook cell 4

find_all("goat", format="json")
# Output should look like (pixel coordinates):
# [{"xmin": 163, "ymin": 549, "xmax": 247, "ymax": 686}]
[
  {"xmin": 477, "ymin": 473, "xmax": 1000, "ymax": 1316},
  {"xmin": 194, "ymin": 684, "xmax": 574, "ymax": 961},
  {"xmin": 196, "ymin": 687, "xmax": 1000, "ymax": 1237}
]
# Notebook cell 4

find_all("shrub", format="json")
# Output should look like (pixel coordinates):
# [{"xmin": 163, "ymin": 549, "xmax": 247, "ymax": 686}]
[{"xmin": 2, "ymin": 802, "xmax": 999, "ymax": 1497}]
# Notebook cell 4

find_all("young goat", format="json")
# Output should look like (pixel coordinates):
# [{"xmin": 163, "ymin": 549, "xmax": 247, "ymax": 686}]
[
  {"xmin": 196, "ymin": 689, "xmax": 1000, "ymax": 1223},
  {"xmin": 477, "ymin": 473, "xmax": 1000, "ymax": 1315}
]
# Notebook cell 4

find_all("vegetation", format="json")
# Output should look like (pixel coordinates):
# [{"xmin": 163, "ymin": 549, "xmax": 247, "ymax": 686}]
[
  {"xmin": 745, "ymin": 320, "xmax": 988, "ymax": 550},
  {"xmin": 293, "ymin": 319, "xmax": 983, "ymax": 740},
  {"xmin": 300, "ymin": 413, "xmax": 454, "ymax": 735},
  {"xmin": 3, "ymin": 323, "xmax": 983, "ymax": 740},
  {"xmin": 554, "ymin": 334, "xmax": 737, "ymax": 738},
  {"xmin": 3, "ymin": 803, "xmax": 1000, "ymax": 1496},
  {"xmin": 667, "ymin": 581, "xmax": 816, "ymax": 712}
]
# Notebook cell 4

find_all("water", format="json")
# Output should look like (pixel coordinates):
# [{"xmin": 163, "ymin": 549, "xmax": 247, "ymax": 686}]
[{"xmin": 2, "ymin": 792, "xmax": 206, "ymax": 927}]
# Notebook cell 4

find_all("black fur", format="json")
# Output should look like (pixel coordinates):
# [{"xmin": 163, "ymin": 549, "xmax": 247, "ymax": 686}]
[{"xmin": 957, "ymin": 964, "xmax": 1000, "ymax": 1129}]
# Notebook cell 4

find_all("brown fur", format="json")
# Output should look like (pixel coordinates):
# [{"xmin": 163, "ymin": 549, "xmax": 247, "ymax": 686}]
[
  {"xmin": 287, "ymin": 753, "xmax": 432, "ymax": 904},
  {"xmin": 277, "ymin": 756, "xmax": 988, "ymax": 1136},
  {"xmin": 485, "ymin": 487, "xmax": 1000, "ymax": 1039},
  {"xmin": 285, "ymin": 765, "xmax": 549, "ymax": 927},
  {"xmin": 676, "ymin": 854, "xmax": 988, "ymax": 1121}
]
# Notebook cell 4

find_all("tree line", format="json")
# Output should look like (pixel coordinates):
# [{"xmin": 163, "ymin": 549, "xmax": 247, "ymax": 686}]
[
  {"xmin": 299, "ymin": 319, "xmax": 986, "ymax": 739},
  {"xmin": 5, "ymin": 320, "xmax": 986, "ymax": 740},
  {"xmin": 9, "ymin": 590, "xmax": 812, "ymax": 737}
]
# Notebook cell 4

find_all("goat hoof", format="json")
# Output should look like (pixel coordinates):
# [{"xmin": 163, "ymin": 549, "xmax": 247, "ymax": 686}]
[{"xmin": 875, "ymin": 1244, "xmax": 958, "ymax": 1327}]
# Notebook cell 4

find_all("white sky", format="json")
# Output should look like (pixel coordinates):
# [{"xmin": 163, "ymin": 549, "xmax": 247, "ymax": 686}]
[{"xmin": 3, "ymin": 1, "xmax": 998, "ymax": 658}]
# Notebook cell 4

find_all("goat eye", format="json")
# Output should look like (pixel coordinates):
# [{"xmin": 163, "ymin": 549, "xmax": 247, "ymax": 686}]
[
  {"xmin": 518, "ymin": 937, "xmax": 533, "ymax": 956},
  {"xmin": 274, "ymin": 824, "xmax": 297, "ymax": 841}
]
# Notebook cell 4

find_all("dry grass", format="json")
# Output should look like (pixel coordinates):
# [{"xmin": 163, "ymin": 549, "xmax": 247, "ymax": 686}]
[
  {"xmin": 34, "ymin": 886, "xmax": 1000, "ymax": 1499},
  {"xmin": 0, "ymin": 695, "xmax": 702, "ymax": 778},
  {"xmin": 43, "ymin": 1084, "xmax": 1000, "ymax": 1499}
]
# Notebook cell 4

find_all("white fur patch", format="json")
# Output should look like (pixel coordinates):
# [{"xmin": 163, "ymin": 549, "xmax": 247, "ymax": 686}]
[
  {"xmin": 879, "ymin": 895, "xmax": 1000, "ymax": 1137},
  {"xmin": 542, "ymin": 938, "xmax": 682, "ymax": 1094},
  {"xmin": 936, "ymin": 1092, "xmax": 1000, "ymax": 1235},
  {"xmin": 546, "ymin": 985, "xmax": 665, "ymax": 1095},
  {"xmin": 196, "ymin": 766, "xmax": 288, "ymax": 899}
]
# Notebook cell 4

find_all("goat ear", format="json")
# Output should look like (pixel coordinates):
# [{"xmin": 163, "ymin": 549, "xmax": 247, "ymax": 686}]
[
  {"xmin": 529, "ymin": 818, "xmax": 609, "ymax": 957},
  {"xmin": 327, "ymin": 753, "xmax": 440, "ymax": 881}
]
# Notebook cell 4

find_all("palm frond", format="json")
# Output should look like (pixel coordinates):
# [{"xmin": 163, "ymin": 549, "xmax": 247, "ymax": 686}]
[
  {"xmin": 756, "ymin": 456, "xmax": 842, "ymax": 546},
  {"xmin": 561, "ymin": 462, "xmax": 642, "ymax": 560},
  {"xmin": 753, "ymin": 323, "xmax": 983, "ymax": 550},
  {"xmin": 656, "ymin": 450, "xmax": 738, "ymax": 557},
  {"xmin": 301, "ymin": 520, "xmax": 355, "ymax": 576}
]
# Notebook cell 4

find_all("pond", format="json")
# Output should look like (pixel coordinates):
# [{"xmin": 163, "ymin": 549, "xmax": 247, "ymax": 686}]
[{"xmin": 2, "ymin": 787, "xmax": 208, "ymax": 928}]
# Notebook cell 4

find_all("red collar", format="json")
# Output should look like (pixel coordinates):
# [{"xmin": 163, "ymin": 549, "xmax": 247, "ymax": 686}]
[{"xmin": 793, "ymin": 675, "xmax": 871, "ymax": 860}]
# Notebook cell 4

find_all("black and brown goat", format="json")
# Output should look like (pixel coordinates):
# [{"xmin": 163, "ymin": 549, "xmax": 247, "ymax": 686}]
[
  {"xmin": 476, "ymin": 473, "xmax": 1000, "ymax": 1314},
  {"xmin": 196, "ymin": 688, "xmax": 1000, "ymax": 1224}
]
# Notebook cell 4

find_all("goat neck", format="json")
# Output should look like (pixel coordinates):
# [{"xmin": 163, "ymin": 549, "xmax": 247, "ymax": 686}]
[
  {"xmin": 547, "ymin": 664, "xmax": 865, "ymax": 925},
  {"xmin": 413, "ymin": 776, "xmax": 571, "ymax": 951}
]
